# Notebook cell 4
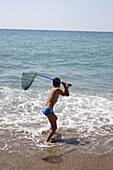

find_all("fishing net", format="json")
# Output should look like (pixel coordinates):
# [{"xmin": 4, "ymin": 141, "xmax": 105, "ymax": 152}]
[{"xmin": 22, "ymin": 73, "xmax": 37, "ymax": 90}]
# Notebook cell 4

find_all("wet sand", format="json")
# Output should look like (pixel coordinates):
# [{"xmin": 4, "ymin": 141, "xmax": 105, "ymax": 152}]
[
  {"xmin": 0, "ymin": 148, "xmax": 113, "ymax": 170},
  {"xmin": 0, "ymin": 129, "xmax": 113, "ymax": 170}
]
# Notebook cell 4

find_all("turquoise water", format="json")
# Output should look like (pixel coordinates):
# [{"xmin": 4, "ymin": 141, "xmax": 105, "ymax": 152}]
[
  {"xmin": 0, "ymin": 29, "xmax": 113, "ymax": 152},
  {"xmin": 0, "ymin": 29, "xmax": 113, "ymax": 91}
]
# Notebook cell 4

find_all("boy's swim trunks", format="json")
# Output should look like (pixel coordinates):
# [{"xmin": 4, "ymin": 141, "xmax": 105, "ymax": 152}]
[{"xmin": 43, "ymin": 107, "xmax": 53, "ymax": 116}]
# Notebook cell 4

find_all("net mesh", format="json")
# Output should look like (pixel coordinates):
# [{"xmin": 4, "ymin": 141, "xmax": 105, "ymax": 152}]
[{"xmin": 22, "ymin": 73, "xmax": 37, "ymax": 90}]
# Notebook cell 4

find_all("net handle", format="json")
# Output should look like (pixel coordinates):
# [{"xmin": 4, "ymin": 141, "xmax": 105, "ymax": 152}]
[{"xmin": 36, "ymin": 73, "xmax": 69, "ymax": 85}]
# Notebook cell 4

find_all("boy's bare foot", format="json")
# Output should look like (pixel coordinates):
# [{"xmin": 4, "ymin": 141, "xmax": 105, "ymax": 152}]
[{"xmin": 44, "ymin": 141, "xmax": 54, "ymax": 145}]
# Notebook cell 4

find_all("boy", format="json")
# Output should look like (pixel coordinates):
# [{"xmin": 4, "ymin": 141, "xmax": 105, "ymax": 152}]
[{"xmin": 43, "ymin": 77, "xmax": 72, "ymax": 144}]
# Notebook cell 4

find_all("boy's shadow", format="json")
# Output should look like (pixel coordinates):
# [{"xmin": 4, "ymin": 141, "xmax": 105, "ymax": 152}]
[
  {"xmin": 42, "ymin": 133, "xmax": 90, "ymax": 164},
  {"xmin": 51, "ymin": 133, "xmax": 89, "ymax": 146}
]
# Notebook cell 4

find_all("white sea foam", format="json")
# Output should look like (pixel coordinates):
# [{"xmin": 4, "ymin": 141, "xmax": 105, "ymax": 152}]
[{"xmin": 0, "ymin": 86, "xmax": 113, "ymax": 140}]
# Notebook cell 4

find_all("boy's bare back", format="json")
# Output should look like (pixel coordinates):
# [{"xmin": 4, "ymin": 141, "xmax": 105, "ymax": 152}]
[
  {"xmin": 44, "ymin": 81, "xmax": 71, "ymax": 110},
  {"xmin": 44, "ymin": 87, "xmax": 61, "ymax": 109}
]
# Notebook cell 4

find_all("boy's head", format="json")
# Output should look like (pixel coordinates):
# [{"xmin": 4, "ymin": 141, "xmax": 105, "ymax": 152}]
[{"xmin": 53, "ymin": 77, "xmax": 61, "ymax": 87}]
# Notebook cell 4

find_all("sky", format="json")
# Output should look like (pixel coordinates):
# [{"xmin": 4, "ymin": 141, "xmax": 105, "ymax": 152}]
[{"xmin": 0, "ymin": 0, "xmax": 113, "ymax": 32}]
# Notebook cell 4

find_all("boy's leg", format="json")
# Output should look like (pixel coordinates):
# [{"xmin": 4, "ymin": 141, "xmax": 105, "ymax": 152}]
[{"xmin": 44, "ymin": 113, "xmax": 57, "ymax": 143}]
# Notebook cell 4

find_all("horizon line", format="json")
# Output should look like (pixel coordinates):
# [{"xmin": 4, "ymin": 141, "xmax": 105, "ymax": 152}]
[{"xmin": 0, "ymin": 27, "xmax": 113, "ymax": 33}]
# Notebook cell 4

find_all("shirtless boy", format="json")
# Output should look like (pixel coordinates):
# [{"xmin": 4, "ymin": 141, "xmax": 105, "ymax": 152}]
[{"xmin": 43, "ymin": 77, "xmax": 72, "ymax": 144}]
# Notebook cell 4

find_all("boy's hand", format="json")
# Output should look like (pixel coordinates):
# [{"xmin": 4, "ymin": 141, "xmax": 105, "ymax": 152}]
[
  {"xmin": 67, "ymin": 83, "xmax": 72, "ymax": 87},
  {"xmin": 62, "ymin": 81, "xmax": 72, "ymax": 87},
  {"xmin": 62, "ymin": 81, "xmax": 66, "ymax": 87}
]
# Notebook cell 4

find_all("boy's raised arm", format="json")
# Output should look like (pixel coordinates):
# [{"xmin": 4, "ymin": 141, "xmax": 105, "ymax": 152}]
[{"xmin": 58, "ymin": 81, "xmax": 72, "ymax": 96}]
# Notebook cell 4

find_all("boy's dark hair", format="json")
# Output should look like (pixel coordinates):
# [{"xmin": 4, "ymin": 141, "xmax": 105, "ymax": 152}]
[{"xmin": 53, "ymin": 77, "xmax": 61, "ymax": 87}]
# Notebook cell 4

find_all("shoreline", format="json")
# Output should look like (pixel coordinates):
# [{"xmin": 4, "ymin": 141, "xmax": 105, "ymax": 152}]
[{"xmin": 0, "ymin": 129, "xmax": 113, "ymax": 170}]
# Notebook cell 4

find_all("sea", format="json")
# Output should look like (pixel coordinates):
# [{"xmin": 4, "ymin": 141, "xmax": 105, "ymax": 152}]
[{"xmin": 0, "ymin": 29, "xmax": 113, "ymax": 154}]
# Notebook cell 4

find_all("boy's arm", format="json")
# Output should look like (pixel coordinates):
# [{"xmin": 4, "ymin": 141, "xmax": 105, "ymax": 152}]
[{"xmin": 58, "ymin": 81, "xmax": 72, "ymax": 96}]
